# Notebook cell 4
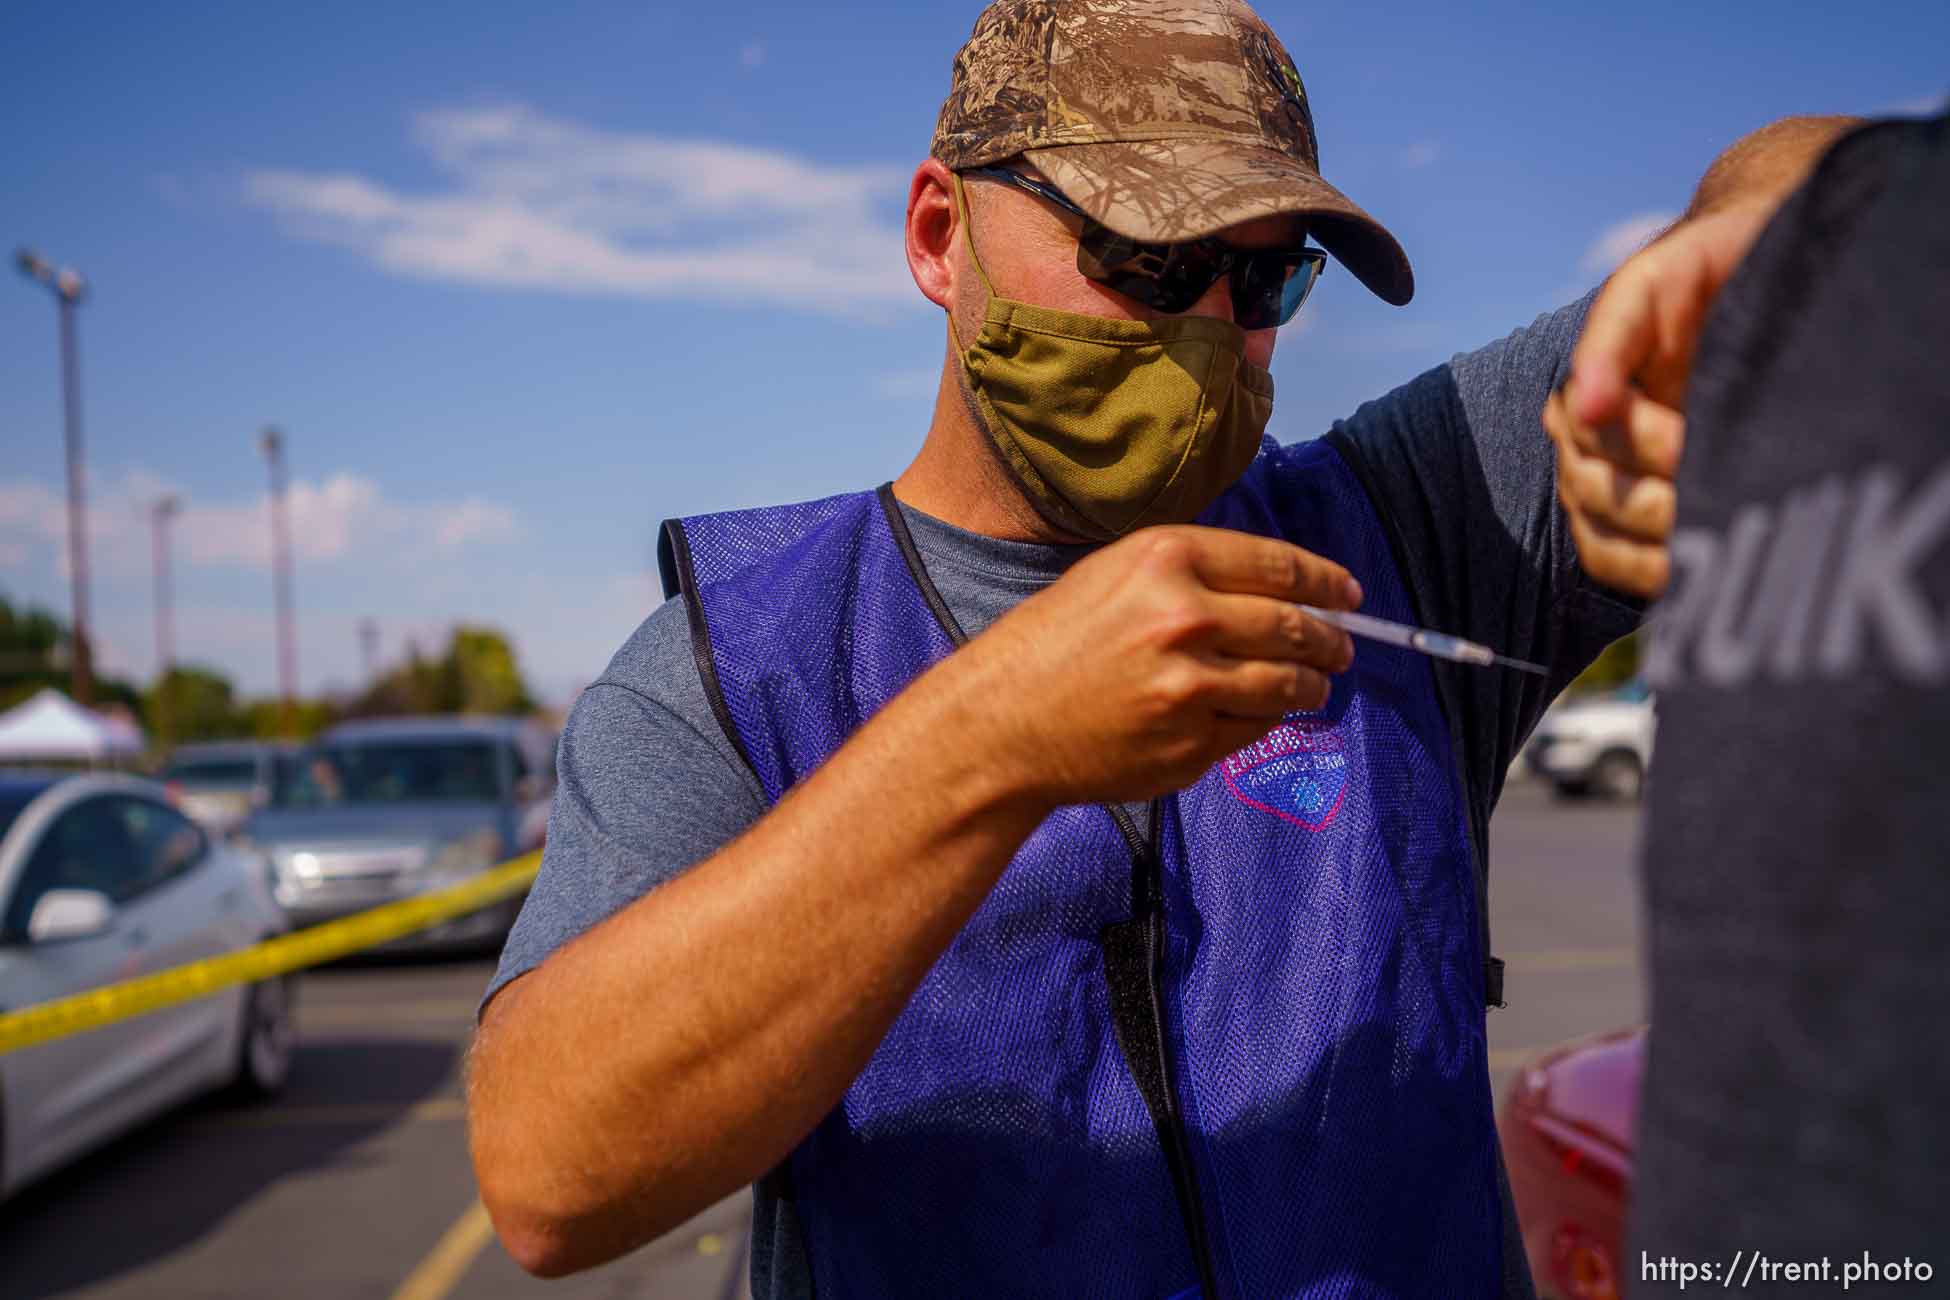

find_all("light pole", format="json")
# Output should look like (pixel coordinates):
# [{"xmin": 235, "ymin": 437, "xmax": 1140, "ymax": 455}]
[
  {"xmin": 15, "ymin": 248, "xmax": 94, "ymax": 705},
  {"xmin": 358, "ymin": 617, "xmax": 379, "ymax": 684},
  {"xmin": 151, "ymin": 494, "xmax": 182, "ymax": 748},
  {"xmin": 258, "ymin": 427, "xmax": 298, "ymax": 736}
]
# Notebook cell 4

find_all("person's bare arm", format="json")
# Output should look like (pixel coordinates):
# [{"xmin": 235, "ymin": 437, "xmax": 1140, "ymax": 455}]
[
  {"xmin": 467, "ymin": 525, "xmax": 1363, "ymax": 1277},
  {"xmin": 1546, "ymin": 115, "xmax": 1863, "ymax": 598}
]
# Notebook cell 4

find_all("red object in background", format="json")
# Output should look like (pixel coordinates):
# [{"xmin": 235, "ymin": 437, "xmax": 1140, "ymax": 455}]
[{"xmin": 1499, "ymin": 1026, "xmax": 1647, "ymax": 1300}]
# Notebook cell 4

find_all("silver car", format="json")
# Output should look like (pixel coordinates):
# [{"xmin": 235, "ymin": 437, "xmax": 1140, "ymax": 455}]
[
  {"xmin": 240, "ymin": 716, "xmax": 556, "ymax": 952},
  {"xmin": 158, "ymin": 741, "xmax": 299, "ymax": 837},
  {"xmin": 0, "ymin": 772, "xmax": 295, "ymax": 1200}
]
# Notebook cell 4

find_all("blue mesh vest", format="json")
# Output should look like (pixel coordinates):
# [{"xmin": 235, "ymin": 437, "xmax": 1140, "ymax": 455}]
[{"xmin": 658, "ymin": 438, "xmax": 1501, "ymax": 1298}]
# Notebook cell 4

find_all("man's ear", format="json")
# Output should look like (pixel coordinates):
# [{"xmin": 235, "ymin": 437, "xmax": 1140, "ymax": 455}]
[{"xmin": 905, "ymin": 157, "xmax": 960, "ymax": 312}]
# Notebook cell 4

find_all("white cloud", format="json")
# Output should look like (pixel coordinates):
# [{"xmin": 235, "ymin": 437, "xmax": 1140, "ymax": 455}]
[
  {"xmin": 0, "ymin": 466, "xmax": 521, "ymax": 581},
  {"xmin": 242, "ymin": 104, "xmax": 915, "ymax": 313},
  {"xmin": 1580, "ymin": 211, "xmax": 1677, "ymax": 276},
  {"xmin": 430, "ymin": 498, "xmax": 521, "ymax": 548},
  {"xmin": 179, "ymin": 472, "xmax": 517, "ymax": 566},
  {"xmin": 1400, "ymin": 140, "xmax": 1440, "ymax": 169},
  {"xmin": 1887, "ymin": 91, "xmax": 1947, "ymax": 116},
  {"xmin": 0, "ymin": 480, "xmax": 66, "ymax": 544}
]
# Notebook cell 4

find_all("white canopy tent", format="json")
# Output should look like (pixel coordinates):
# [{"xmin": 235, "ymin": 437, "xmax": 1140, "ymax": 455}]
[{"xmin": 0, "ymin": 688, "xmax": 147, "ymax": 763}]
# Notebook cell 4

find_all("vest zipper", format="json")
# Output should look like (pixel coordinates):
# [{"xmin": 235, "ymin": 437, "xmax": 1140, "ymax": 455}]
[{"xmin": 1105, "ymin": 799, "xmax": 1223, "ymax": 1300}]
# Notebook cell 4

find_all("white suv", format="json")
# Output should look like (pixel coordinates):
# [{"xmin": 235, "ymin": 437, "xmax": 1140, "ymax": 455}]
[{"xmin": 1523, "ymin": 680, "xmax": 1656, "ymax": 800}]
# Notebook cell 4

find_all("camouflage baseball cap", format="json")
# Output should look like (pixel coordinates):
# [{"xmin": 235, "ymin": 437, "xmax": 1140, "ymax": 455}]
[{"xmin": 931, "ymin": 0, "xmax": 1414, "ymax": 305}]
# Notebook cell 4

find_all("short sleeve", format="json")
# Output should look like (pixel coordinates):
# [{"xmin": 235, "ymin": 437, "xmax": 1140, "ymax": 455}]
[
  {"xmin": 482, "ymin": 599, "xmax": 768, "ymax": 1012},
  {"xmin": 1322, "ymin": 292, "xmax": 1644, "ymax": 818}
]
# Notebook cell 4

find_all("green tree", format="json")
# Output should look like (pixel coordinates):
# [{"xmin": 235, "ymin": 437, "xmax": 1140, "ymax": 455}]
[
  {"xmin": 1568, "ymin": 628, "xmax": 1643, "ymax": 694},
  {"xmin": 240, "ymin": 696, "xmax": 338, "ymax": 741},
  {"xmin": 345, "ymin": 624, "xmax": 534, "ymax": 719},
  {"xmin": 450, "ymin": 626, "xmax": 534, "ymax": 714},
  {"xmin": 0, "ymin": 592, "xmax": 71, "ymax": 710},
  {"xmin": 0, "ymin": 591, "xmax": 144, "ymax": 714},
  {"xmin": 0, "ymin": 596, "xmax": 63, "ymax": 664},
  {"xmin": 146, "ymin": 664, "xmax": 249, "ymax": 744}
]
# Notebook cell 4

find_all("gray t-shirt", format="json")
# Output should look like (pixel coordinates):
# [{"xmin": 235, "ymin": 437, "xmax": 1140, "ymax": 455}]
[
  {"xmin": 486, "ymin": 293, "xmax": 1637, "ymax": 1299},
  {"xmin": 1630, "ymin": 115, "xmax": 1950, "ymax": 1294}
]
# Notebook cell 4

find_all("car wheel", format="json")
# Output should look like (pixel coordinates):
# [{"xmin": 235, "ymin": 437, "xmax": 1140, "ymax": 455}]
[
  {"xmin": 229, "ymin": 974, "xmax": 297, "ymax": 1100},
  {"xmin": 1592, "ymin": 750, "xmax": 1644, "ymax": 801},
  {"xmin": 1550, "ymin": 779, "xmax": 1589, "ymax": 800}
]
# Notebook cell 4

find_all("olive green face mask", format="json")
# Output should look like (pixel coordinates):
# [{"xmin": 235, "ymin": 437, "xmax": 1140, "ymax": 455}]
[{"xmin": 948, "ymin": 174, "xmax": 1275, "ymax": 542}]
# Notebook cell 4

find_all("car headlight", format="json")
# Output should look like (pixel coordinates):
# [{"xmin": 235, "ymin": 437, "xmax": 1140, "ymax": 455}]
[{"xmin": 420, "ymin": 828, "xmax": 503, "ymax": 887}]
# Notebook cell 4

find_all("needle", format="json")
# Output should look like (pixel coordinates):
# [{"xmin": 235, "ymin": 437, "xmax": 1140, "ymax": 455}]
[{"xmin": 1299, "ymin": 606, "xmax": 1549, "ymax": 675}]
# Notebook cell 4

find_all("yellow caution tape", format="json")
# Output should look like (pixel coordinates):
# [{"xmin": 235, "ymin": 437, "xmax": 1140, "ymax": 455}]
[{"xmin": 0, "ymin": 852, "xmax": 541, "ymax": 1057}]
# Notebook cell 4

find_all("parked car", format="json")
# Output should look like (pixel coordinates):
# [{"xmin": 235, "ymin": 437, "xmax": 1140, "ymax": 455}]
[
  {"xmin": 239, "ymin": 716, "xmax": 556, "ymax": 953},
  {"xmin": 1524, "ymin": 680, "xmax": 1657, "ymax": 800},
  {"xmin": 1499, "ymin": 1025, "xmax": 1647, "ymax": 1300},
  {"xmin": 0, "ymin": 771, "xmax": 295, "ymax": 1201},
  {"xmin": 158, "ymin": 741, "xmax": 300, "ymax": 837}
]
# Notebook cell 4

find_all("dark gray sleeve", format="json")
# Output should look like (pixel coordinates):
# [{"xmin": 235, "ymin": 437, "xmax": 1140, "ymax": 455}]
[
  {"xmin": 481, "ymin": 596, "xmax": 768, "ymax": 1012},
  {"xmin": 1323, "ymin": 293, "xmax": 1644, "ymax": 816}
]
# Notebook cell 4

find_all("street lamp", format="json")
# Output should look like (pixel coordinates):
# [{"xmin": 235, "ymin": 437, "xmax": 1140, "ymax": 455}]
[
  {"xmin": 358, "ymin": 617, "xmax": 380, "ymax": 684},
  {"xmin": 258, "ymin": 427, "xmax": 298, "ymax": 736},
  {"xmin": 151, "ymin": 494, "xmax": 182, "ymax": 748},
  {"xmin": 15, "ymin": 248, "xmax": 94, "ymax": 705}
]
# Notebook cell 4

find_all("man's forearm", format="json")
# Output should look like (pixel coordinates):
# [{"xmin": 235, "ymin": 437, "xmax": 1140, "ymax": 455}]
[{"xmin": 467, "ymin": 653, "xmax": 1050, "ymax": 1277}]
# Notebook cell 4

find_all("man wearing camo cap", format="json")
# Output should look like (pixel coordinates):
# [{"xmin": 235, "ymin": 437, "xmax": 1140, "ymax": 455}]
[{"xmin": 469, "ymin": 3, "xmax": 1838, "ymax": 1294}]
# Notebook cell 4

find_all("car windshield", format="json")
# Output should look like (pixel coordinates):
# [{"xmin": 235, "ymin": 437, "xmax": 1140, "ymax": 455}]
[
  {"xmin": 162, "ymin": 758, "xmax": 259, "ymax": 787},
  {"xmin": 271, "ymin": 741, "xmax": 501, "ymax": 807},
  {"xmin": 1607, "ymin": 679, "xmax": 1652, "ymax": 703}
]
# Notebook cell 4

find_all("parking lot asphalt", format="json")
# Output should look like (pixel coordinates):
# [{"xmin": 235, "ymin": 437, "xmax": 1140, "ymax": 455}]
[
  {"xmin": 0, "ymin": 775, "xmax": 1641, "ymax": 1299},
  {"xmin": 1485, "ymin": 776, "xmax": 1647, "ymax": 1099}
]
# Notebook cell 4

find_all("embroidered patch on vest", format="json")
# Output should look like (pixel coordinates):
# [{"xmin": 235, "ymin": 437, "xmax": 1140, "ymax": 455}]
[{"xmin": 1221, "ymin": 717, "xmax": 1350, "ymax": 830}]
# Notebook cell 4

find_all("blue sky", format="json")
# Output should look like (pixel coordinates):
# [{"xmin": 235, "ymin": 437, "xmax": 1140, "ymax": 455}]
[{"xmin": 3, "ymin": 1, "xmax": 1944, "ymax": 705}]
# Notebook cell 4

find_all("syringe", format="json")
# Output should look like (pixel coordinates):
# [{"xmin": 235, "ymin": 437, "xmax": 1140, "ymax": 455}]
[{"xmin": 1299, "ymin": 606, "xmax": 1548, "ymax": 675}]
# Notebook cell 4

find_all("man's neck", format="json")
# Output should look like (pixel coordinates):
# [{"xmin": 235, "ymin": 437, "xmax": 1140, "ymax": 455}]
[{"xmin": 891, "ymin": 361, "xmax": 1090, "ymax": 546}]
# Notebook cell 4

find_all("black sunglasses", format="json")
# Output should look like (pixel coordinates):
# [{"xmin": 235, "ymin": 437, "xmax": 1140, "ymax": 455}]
[{"xmin": 962, "ymin": 165, "xmax": 1326, "ymax": 329}]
